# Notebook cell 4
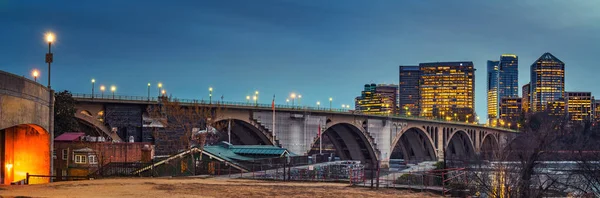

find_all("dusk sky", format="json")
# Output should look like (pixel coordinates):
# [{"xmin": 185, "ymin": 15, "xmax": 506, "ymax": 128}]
[{"xmin": 1, "ymin": 0, "xmax": 599, "ymax": 119}]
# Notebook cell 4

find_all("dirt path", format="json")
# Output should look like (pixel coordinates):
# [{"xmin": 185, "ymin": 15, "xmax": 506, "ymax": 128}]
[{"xmin": 0, "ymin": 177, "xmax": 440, "ymax": 198}]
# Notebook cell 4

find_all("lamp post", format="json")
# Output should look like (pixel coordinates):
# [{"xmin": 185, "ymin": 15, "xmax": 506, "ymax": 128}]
[
  {"xmin": 209, "ymin": 87, "xmax": 213, "ymax": 104},
  {"xmin": 91, "ymin": 79, "xmax": 95, "ymax": 99},
  {"xmin": 317, "ymin": 101, "xmax": 320, "ymax": 109},
  {"xmin": 454, "ymin": 113, "xmax": 457, "ymax": 121},
  {"xmin": 32, "ymin": 69, "xmax": 39, "ymax": 82},
  {"xmin": 290, "ymin": 93, "xmax": 296, "ymax": 107},
  {"xmin": 100, "ymin": 85, "xmax": 105, "ymax": 98},
  {"xmin": 286, "ymin": 99, "xmax": 290, "ymax": 105},
  {"xmin": 45, "ymin": 32, "xmax": 54, "ymax": 89},
  {"xmin": 157, "ymin": 82, "xmax": 163, "ymax": 97},
  {"xmin": 298, "ymin": 94, "xmax": 302, "ymax": 106},
  {"xmin": 147, "ymin": 83, "xmax": 151, "ymax": 101},
  {"xmin": 162, "ymin": 90, "xmax": 166, "ymax": 96},
  {"xmin": 110, "ymin": 85, "xmax": 116, "ymax": 99},
  {"xmin": 246, "ymin": 95, "xmax": 250, "ymax": 104},
  {"xmin": 329, "ymin": 97, "xmax": 333, "ymax": 111},
  {"xmin": 253, "ymin": 95, "xmax": 257, "ymax": 106}
]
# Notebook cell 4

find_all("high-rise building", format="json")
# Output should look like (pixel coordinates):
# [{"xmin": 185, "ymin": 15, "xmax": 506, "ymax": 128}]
[
  {"xmin": 531, "ymin": 52, "xmax": 565, "ymax": 112},
  {"xmin": 399, "ymin": 66, "xmax": 421, "ymax": 116},
  {"xmin": 499, "ymin": 97, "xmax": 522, "ymax": 129},
  {"xmin": 355, "ymin": 84, "xmax": 398, "ymax": 115},
  {"xmin": 594, "ymin": 100, "xmax": 600, "ymax": 123},
  {"xmin": 547, "ymin": 99, "xmax": 566, "ymax": 117},
  {"xmin": 566, "ymin": 92, "xmax": 594, "ymax": 122},
  {"xmin": 522, "ymin": 83, "xmax": 531, "ymax": 113},
  {"xmin": 487, "ymin": 60, "xmax": 500, "ymax": 121},
  {"xmin": 419, "ymin": 62, "xmax": 475, "ymax": 122},
  {"xmin": 499, "ymin": 54, "xmax": 519, "ymax": 99}
]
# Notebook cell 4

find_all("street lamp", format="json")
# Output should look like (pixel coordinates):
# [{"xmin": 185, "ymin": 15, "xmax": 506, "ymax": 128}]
[
  {"xmin": 157, "ymin": 82, "xmax": 163, "ymax": 97},
  {"xmin": 100, "ymin": 85, "xmax": 105, "ymax": 98},
  {"xmin": 162, "ymin": 89, "xmax": 166, "ymax": 96},
  {"xmin": 44, "ymin": 32, "xmax": 55, "ymax": 89},
  {"xmin": 91, "ymin": 79, "xmax": 95, "ymax": 99},
  {"xmin": 298, "ymin": 94, "xmax": 302, "ymax": 106},
  {"xmin": 32, "ymin": 69, "xmax": 39, "ymax": 82},
  {"xmin": 290, "ymin": 93, "xmax": 296, "ymax": 107},
  {"xmin": 110, "ymin": 85, "xmax": 116, "ymax": 99},
  {"xmin": 253, "ymin": 95, "xmax": 257, "ymax": 106},
  {"xmin": 286, "ymin": 98, "xmax": 290, "ymax": 105},
  {"xmin": 147, "ymin": 83, "xmax": 151, "ymax": 101},
  {"xmin": 246, "ymin": 95, "xmax": 250, "ymax": 104},
  {"xmin": 317, "ymin": 101, "xmax": 320, "ymax": 108},
  {"xmin": 329, "ymin": 97, "xmax": 333, "ymax": 111},
  {"xmin": 254, "ymin": 90, "xmax": 259, "ymax": 104},
  {"xmin": 209, "ymin": 87, "xmax": 213, "ymax": 104}
]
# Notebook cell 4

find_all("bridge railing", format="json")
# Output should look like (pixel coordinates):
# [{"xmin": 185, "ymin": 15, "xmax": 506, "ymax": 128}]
[{"xmin": 71, "ymin": 93, "xmax": 517, "ymax": 132}]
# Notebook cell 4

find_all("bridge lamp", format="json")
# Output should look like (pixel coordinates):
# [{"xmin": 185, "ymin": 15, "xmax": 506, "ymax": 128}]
[
  {"xmin": 147, "ymin": 83, "xmax": 151, "ymax": 101},
  {"xmin": 157, "ymin": 82, "xmax": 163, "ymax": 96},
  {"xmin": 329, "ymin": 97, "xmax": 333, "ymax": 111},
  {"xmin": 246, "ymin": 95, "xmax": 250, "ymax": 103},
  {"xmin": 286, "ymin": 98, "xmax": 290, "ymax": 105},
  {"xmin": 162, "ymin": 89, "xmax": 166, "ymax": 96},
  {"xmin": 100, "ymin": 85, "xmax": 105, "ymax": 98},
  {"xmin": 209, "ymin": 87, "xmax": 213, "ymax": 104},
  {"xmin": 298, "ymin": 94, "xmax": 302, "ymax": 106},
  {"xmin": 32, "ymin": 69, "xmax": 39, "ymax": 82},
  {"xmin": 110, "ymin": 85, "xmax": 116, "ymax": 99},
  {"xmin": 253, "ymin": 95, "xmax": 257, "ymax": 106},
  {"xmin": 290, "ymin": 93, "xmax": 296, "ymax": 107},
  {"xmin": 316, "ymin": 101, "xmax": 320, "ymax": 108},
  {"xmin": 45, "ymin": 32, "xmax": 55, "ymax": 89},
  {"xmin": 91, "ymin": 79, "xmax": 95, "ymax": 98}
]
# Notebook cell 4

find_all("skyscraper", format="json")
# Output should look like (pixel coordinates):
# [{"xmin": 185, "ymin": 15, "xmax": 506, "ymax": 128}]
[
  {"xmin": 566, "ymin": 92, "xmax": 594, "ymax": 122},
  {"xmin": 531, "ymin": 52, "xmax": 565, "ymax": 112},
  {"xmin": 522, "ymin": 83, "xmax": 531, "ymax": 113},
  {"xmin": 419, "ymin": 62, "xmax": 475, "ymax": 122},
  {"xmin": 499, "ymin": 54, "xmax": 519, "ymax": 99},
  {"xmin": 399, "ymin": 66, "xmax": 421, "ymax": 116},
  {"xmin": 487, "ymin": 60, "xmax": 500, "ymax": 121},
  {"xmin": 355, "ymin": 84, "xmax": 398, "ymax": 115}
]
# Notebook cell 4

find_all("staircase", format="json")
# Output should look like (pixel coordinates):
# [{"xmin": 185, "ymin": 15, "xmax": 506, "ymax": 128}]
[
  {"xmin": 250, "ymin": 118, "xmax": 280, "ymax": 146},
  {"xmin": 75, "ymin": 113, "xmax": 123, "ymax": 142}
]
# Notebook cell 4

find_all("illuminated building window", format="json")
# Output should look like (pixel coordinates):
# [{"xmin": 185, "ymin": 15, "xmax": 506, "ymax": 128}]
[{"xmin": 75, "ymin": 154, "xmax": 87, "ymax": 164}]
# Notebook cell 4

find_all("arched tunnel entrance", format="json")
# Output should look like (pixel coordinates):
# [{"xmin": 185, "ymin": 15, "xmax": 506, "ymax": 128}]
[
  {"xmin": 390, "ymin": 127, "xmax": 437, "ymax": 164},
  {"xmin": 480, "ymin": 134, "xmax": 499, "ymax": 160},
  {"xmin": 210, "ymin": 119, "xmax": 272, "ymax": 146},
  {"xmin": 308, "ymin": 123, "xmax": 377, "ymax": 165},
  {"xmin": 445, "ymin": 131, "xmax": 476, "ymax": 162},
  {"xmin": 0, "ymin": 124, "xmax": 50, "ymax": 184}
]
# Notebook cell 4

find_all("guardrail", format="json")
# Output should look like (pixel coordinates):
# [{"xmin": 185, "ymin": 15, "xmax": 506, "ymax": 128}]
[{"xmin": 71, "ymin": 93, "xmax": 517, "ymax": 132}]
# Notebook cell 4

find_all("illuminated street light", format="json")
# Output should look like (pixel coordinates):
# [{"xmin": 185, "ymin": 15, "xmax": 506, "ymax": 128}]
[
  {"xmin": 246, "ymin": 95, "xmax": 250, "ymax": 104},
  {"xmin": 110, "ymin": 85, "xmax": 116, "ymax": 99},
  {"xmin": 254, "ymin": 90, "xmax": 259, "ymax": 104},
  {"xmin": 147, "ymin": 83, "xmax": 151, "ymax": 101},
  {"xmin": 298, "ymin": 94, "xmax": 302, "ymax": 106},
  {"xmin": 290, "ymin": 93, "xmax": 296, "ymax": 107},
  {"xmin": 162, "ymin": 89, "xmax": 166, "ymax": 96},
  {"xmin": 286, "ymin": 98, "xmax": 290, "ymax": 105},
  {"xmin": 253, "ymin": 95, "xmax": 257, "ymax": 106},
  {"xmin": 329, "ymin": 97, "xmax": 333, "ymax": 111},
  {"xmin": 209, "ymin": 87, "xmax": 213, "ymax": 104},
  {"xmin": 157, "ymin": 82, "xmax": 163, "ymax": 96},
  {"xmin": 45, "ymin": 32, "xmax": 55, "ymax": 89},
  {"xmin": 100, "ymin": 85, "xmax": 105, "ymax": 98},
  {"xmin": 91, "ymin": 79, "xmax": 95, "ymax": 99},
  {"xmin": 32, "ymin": 69, "xmax": 39, "ymax": 82},
  {"xmin": 317, "ymin": 101, "xmax": 320, "ymax": 108}
]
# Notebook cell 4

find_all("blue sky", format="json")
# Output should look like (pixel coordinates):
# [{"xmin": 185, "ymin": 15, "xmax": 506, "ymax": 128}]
[{"xmin": 1, "ymin": 0, "xmax": 599, "ymax": 119}]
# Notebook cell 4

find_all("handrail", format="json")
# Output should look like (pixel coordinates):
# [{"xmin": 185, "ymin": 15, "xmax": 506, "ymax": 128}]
[{"xmin": 71, "ymin": 93, "xmax": 517, "ymax": 132}]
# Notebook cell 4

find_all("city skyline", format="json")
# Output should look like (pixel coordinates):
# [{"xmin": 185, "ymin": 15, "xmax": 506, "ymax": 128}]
[{"xmin": 2, "ymin": 1, "xmax": 600, "ymax": 121}]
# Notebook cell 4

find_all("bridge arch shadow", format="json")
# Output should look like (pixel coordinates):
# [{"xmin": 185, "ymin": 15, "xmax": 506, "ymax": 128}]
[
  {"xmin": 310, "ymin": 122, "xmax": 378, "ymax": 165},
  {"xmin": 211, "ymin": 119, "xmax": 272, "ymax": 145},
  {"xmin": 390, "ymin": 127, "xmax": 437, "ymax": 163},
  {"xmin": 0, "ymin": 124, "xmax": 50, "ymax": 184},
  {"xmin": 480, "ymin": 133, "xmax": 500, "ymax": 160},
  {"xmin": 445, "ymin": 130, "xmax": 476, "ymax": 161}
]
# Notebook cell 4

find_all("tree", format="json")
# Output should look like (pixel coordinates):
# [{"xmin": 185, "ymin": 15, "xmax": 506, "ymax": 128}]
[
  {"xmin": 147, "ymin": 96, "xmax": 225, "ymax": 175},
  {"xmin": 54, "ymin": 90, "xmax": 80, "ymax": 137}
]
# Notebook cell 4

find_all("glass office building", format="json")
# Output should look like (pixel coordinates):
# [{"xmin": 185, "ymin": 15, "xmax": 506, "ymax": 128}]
[
  {"xmin": 522, "ymin": 83, "xmax": 531, "ymax": 113},
  {"xmin": 499, "ymin": 54, "xmax": 519, "ymax": 99},
  {"xmin": 355, "ymin": 84, "xmax": 398, "ymax": 115},
  {"xmin": 419, "ymin": 62, "xmax": 475, "ymax": 122},
  {"xmin": 566, "ymin": 92, "xmax": 594, "ymax": 122},
  {"xmin": 499, "ymin": 97, "xmax": 522, "ymax": 129},
  {"xmin": 531, "ymin": 52, "xmax": 565, "ymax": 112},
  {"xmin": 487, "ymin": 60, "xmax": 500, "ymax": 121},
  {"xmin": 399, "ymin": 66, "xmax": 421, "ymax": 116}
]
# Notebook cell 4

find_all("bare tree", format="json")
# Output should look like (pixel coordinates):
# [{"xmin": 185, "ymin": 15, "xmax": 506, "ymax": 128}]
[{"xmin": 147, "ymin": 96, "xmax": 225, "ymax": 175}]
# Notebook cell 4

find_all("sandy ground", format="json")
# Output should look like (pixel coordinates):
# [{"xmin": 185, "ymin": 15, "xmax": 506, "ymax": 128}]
[{"xmin": 0, "ymin": 177, "xmax": 440, "ymax": 198}]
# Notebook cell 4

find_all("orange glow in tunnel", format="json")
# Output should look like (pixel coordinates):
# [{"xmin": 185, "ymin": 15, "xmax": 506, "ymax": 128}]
[{"xmin": 2, "ymin": 124, "xmax": 50, "ymax": 184}]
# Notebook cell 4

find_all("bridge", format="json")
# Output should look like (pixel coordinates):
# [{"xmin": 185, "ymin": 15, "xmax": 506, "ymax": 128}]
[{"xmin": 72, "ymin": 93, "xmax": 517, "ymax": 167}]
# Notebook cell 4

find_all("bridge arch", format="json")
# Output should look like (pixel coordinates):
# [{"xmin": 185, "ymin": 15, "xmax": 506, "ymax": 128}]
[
  {"xmin": 480, "ymin": 133, "xmax": 500, "ymax": 160},
  {"xmin": 390, "ymin": 126, "xmax": 437, "ymax": 163},
  {"xmin": 74, "ymin": 111, "xmax": 121, "ymax": 142},
  {"xmin": 0, "ymin": 124, "xmax": 51, "ymax": 184},
  {"xmin": 212, "ymin": 118, "xmax": 272, "ymax": 145},
  {"xmin": 445, "ymin": 130, "xmax": 476, "ymax": 160},
  {"xmin": 317, "ymin": 122, "xmax": 378, "ymax": 164}
]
